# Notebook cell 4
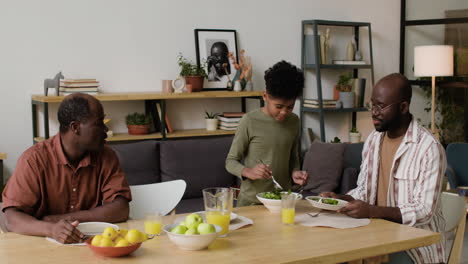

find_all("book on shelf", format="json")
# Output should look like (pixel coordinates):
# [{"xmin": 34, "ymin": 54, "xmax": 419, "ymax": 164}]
[
  {"xmin": 156, "ymin": 102, "xmax": 171, "ymax": 134},
  {"xmin": 303, "ymin": 103, "xmax": 337, "ymax": 108},
  {"xmin": 59, "ymin": 91, "xmax": 98, "ymax": 96},
  {"xmin": 149, "ymin": 102, "xmax": 161, "ymax": 133},
  {"xmin": 60, "ymin": 83, "xmax": 99, "ymax": 88},
  {"xmin": 217, "ymin": 115, "xmax": 242, "ymax": 123},
  {"xmin": 332, "ymin": 60, "xmax": 366, "ymax": 65},
  {"xmin": 303, "ymin": 99, "xmax": 337, "ymax": 105},
  {"xmin": 218, "ymin": 125, "xmax": 237, "ymax": 131},
  {"xmin": 222, "ymin": 112, "xmax": 245, "ymax": 117},
  {"xmin": 219, "ymin": 121, "xmax": 239, "ymax": 128},
  {"xmin": 59, "ymin": 87, "xmax": 99, "ymax": 92},
  {"xmin": 60, "ymin": 79, "xmax": 98, "ymax": 83}
]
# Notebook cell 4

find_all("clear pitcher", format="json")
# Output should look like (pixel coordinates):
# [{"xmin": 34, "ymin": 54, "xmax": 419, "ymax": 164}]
[{"xmin": 202, "ymin": 187, "xmax": 233, "ymax": 237}]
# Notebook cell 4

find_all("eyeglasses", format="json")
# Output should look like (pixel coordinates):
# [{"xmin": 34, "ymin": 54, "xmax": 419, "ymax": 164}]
[{"xmin": 366, "ymin": 100, "xmax": 404, "ymax": 114}]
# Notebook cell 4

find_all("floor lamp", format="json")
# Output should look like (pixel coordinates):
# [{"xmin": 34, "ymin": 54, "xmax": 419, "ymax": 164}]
[{"xmin": 414, "ymin": 45, "xmax": 454, "ymax": 135}]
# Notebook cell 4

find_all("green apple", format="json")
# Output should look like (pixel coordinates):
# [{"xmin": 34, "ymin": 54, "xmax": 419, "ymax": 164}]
[
  {"xmin": 185, "ymin": 213, "xmax": 203, "ymax": 229},
  {"xmin": 171, "ymin": 225, "xmax": 188, "ymax": 234},
  {"xmin": 178, "ymin": 220, "xmax": 186, "ymax": 227},
  {"xmin": 197, "ymin": 223, "xmax": 216, "ymax": 235},
  {"xmin": 184, "ymin": 227, "xmax": 199, "ymax": 235}
]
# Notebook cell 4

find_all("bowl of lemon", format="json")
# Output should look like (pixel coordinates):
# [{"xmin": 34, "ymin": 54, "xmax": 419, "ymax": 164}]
[{"xmin": 85, "ymin": 227, "xmax": 147, "ymax": 257}]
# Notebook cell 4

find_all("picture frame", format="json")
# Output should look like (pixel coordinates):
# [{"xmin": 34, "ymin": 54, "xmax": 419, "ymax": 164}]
[{"xmin": 195, "ymin": 29, "xmax": 238, "ymax": 90}]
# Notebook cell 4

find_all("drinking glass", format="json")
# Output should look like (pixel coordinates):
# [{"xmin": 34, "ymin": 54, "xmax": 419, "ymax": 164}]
[
  {"xmin": 144, "ymin": 212, "xmax": 163, "ymax": 236},
  {"xmin": 203, "ymin": 187, "xmax": 233, "ymax": 237},
  {"xmin": 281, "ymin": 193, "xmax": 297, "ymax": 225}
]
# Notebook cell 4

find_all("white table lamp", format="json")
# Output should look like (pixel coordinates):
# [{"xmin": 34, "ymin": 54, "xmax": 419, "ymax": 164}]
[{"xmin": 414, "ymin": 45, "xmax": 454, "ymax": 134}]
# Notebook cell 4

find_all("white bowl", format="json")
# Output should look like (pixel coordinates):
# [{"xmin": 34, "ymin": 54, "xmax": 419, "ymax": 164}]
[
  {"xmin": 305, "ymin": 196, "xmax": 348, "ymax": 211},
  {"xmin": 256, "ymin": 192, "xmax": 303, "ymax": 214},
  {"xmin": 163, "ymin": 223, "xmax": 221, "ymax": 251}
]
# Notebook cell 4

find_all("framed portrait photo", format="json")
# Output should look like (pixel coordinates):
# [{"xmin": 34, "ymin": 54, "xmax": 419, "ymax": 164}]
[{"xmin": 195, "ymin": 29, "xmax": 238, "ymax": 90}]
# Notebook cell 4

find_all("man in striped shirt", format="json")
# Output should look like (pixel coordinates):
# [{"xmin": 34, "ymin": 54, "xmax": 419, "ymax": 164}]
[{"xmin": 321, "ymin": 73, "xmax": 446, "ymax": 264}]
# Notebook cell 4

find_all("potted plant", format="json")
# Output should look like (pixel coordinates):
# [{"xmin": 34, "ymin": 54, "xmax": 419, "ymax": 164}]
[
  {"xmin": 205, "ymin": 111, "xmax": 219, "ymax": 131},
  {"xmin": 335, "ymin": 73, "xmax": 355, "ymax": 108},
  {"xmin": 349, "ymin": 127, "xmax": 361, "ymax": 143},
  {"xmin": 330, "ymin": 136, "xmax": 341, "ymax": 143},
  {"xmin": 178, "ymin": 53, "xmax": 207, "ymax": 92},
  {"xmin": 126, "ymin": 112, "xmax": 152, "ymax": 135}
]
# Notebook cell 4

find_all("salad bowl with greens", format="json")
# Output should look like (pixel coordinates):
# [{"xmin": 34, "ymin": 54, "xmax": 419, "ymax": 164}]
[{"xmin": 256, "ymin": 191, "xmax": 302, "ymax": 214}]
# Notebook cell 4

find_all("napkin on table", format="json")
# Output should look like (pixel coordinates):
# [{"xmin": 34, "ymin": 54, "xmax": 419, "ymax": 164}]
[
  {"xmin": 229, "ymin": 215, "xmax": 253, "ymax": 231},
  {"xmin": 296, "ymin": 212, "xmax": 370, "ymax": 229}
]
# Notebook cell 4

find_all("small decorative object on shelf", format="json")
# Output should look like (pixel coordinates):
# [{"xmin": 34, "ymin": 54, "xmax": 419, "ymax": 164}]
[
  {"xmin": 335, "ymin": 73, "xmax": 355, "ymax": 108},
  {"xmin": 354, "ymin": 50, "xmax": 363, "ymax": 61},
  {"xmin": 321, "ymin": 28, "xmax": 330, "ymax": 64},
  {"xmin": 229, "ymin": 49, "xmax": 252, "ymax": 91},
  {"xmin": 104, "ymin": 118, "xmax": 113, "ymax": 138},
  {"xmin": 43, "ymin": 72, "xmax": 64, "ymax": 96},
  {"xmin": 346, "ymin": 39, "xmax": 355, "ymax": 61},
  {"xmin": 349, "ymin": 127, "xmax": 361, "ymax": 143},
  {"xmin": 162, "ymin": 79, "xmax": 174, "ymax": 93},
  {"xmin": 205, "ymin": 111, "xmax": 219, "ymax": 131},
  {"xmin": 126, "ymin": 112, "xmax": 152, "ymax": 135},
  {"xmin": 177, "ymin": 53, "xmax": 207, "ymax": 92},
  {"xmin": 353, "ymin": 78, "xmax": 366, "ymax": 107},
  {"xmin": 172, "ymin": 76, "xmax": 186, "ymax": 93}
]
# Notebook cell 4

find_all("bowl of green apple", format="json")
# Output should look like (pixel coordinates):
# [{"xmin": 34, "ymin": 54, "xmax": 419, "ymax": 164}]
[{"xmin": 163, "ymin": 213, "xmax": 221, "ymax": 250}]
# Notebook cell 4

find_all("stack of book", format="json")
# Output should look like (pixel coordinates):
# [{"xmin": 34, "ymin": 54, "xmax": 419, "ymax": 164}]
[
  {"xmin": 59, "ymin": 79, "xmax": 99, "ymax": 96},
  {"xmin": 303, "ymin": 99, "xmax": 337, "ymax": 108},
  {"xmin": 217, "ymin": 112, "xmax": 244, "ymax": 131}
]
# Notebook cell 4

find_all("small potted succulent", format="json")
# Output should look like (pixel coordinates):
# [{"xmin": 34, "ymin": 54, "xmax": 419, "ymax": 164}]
[
  {"xmin": 126, "ymin": 112, "xmax": 152, "ymax": 135},
  {"xmin": 205, "ymin": 111, "xmax": 219, "ymax": 131},
  {"xmin": 177, "ymin": 53, "xmax": 208, "ymax": 92},
  {"xmin": 335, "ymin": 73, "xmax": 355, "ymax": 108},
  {"xmin": 349, "ymin": 127, "xmax": 361, "ymax": 143}
]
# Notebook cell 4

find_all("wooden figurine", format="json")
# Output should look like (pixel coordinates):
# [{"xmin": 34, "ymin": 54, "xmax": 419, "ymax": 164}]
[{"xmin": 44, "ymin": 72, "xmax": 64, "ymax": 96}]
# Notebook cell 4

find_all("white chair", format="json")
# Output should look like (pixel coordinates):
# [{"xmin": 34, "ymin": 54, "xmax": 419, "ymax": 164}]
[
  {"xmin": 129, "ymin": 180, "xmax": 186, "ymax": 219},
  {"xmin": 440, "ymin": 192, "xmax": 466, "ymax": 264},
  {"xmin": 0, "ymin": 202, "xmax": 7, "ymax": 233}
]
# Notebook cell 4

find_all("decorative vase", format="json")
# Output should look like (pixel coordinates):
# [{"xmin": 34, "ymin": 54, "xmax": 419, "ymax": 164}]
[
  {"xmin": 127, "ymin": 124, "xmax": 150, "ymax": 135},
  {"xmin": 234, "ymin": 80, "xmax": 242, "ymax": 92},
  {"xmin": 339, "ymin": 91, "xmax": 355, "ymax": 108},
  {"xmin": 354, "ymin": 50, "xmax": 363, "ymax": 61},
  {"xmin": 205, "ymin": 118, "xmax": 218, "ymax": 131},
  {"xmin": 184, "ymin": 76, "xmax": 204, "ymax": 92},
  {"xmin": 349, "ymin": 132, "xmax": 361, "ymax": 143},
  {"xmin": 346, "ymin": 40, "xmax": 355, "ymax": 61}
]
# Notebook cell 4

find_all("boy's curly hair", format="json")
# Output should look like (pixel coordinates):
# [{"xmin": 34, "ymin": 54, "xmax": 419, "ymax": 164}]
[{"xmin": 264, "ymin": 61, "xmax": 304, "ymax": 99}]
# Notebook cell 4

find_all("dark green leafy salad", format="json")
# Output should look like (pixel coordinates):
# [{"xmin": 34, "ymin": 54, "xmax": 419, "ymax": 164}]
[
  {"xmin": 311, "ymin": 197, "xmax": 339, "ymax": 205},
  {"xmin": 262, "ymin": 190, "xmax": 292, "ymax": 200}
]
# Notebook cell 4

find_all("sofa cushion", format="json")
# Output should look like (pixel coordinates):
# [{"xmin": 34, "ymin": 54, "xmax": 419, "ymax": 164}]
[
  {"xmin": 339, "ymin": 167, "xmax": 359, "ymax": 194},
  {"xmin": 343, "ymin": 143, "xmax": 364, "ymax": 170},
  {"xmin": 302, "ymin": 142, "xmax": 346, "ymax": 194},
  {"xmin": 160, "ymin": 136, "xmax": 236, "ymax": 199},
  {"xmin": 110, "ymin": 141, "xmax": 161, "ymax": 185}
]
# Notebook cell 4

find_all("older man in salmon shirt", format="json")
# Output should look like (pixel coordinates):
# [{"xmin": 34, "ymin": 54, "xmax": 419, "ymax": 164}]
[{"xmin": 2, "ymin": 93, "xmax": 131, "ymax": 244}]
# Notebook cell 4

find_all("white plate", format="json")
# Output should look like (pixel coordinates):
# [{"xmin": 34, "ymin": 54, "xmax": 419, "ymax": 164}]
[
  {"xmin": 76, "ymin": 222, "xmax": 120, "ymax": 235},
  {"xmin": 305, "ymin": 196, "xmax": 348, "ymax": 211}
]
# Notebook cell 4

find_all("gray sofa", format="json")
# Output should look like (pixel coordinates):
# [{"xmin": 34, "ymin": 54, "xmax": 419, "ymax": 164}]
[{"xmin": 110, "ymin": 136, "xmax": 363, "ymax": 213}]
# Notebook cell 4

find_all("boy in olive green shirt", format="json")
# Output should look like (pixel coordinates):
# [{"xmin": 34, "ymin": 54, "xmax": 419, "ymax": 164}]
[{"xmin": 225, "ymin": 61, "xmax": 309, "ymax": 206}]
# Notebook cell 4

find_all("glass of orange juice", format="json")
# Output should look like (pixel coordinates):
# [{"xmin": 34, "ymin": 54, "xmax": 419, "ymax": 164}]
[
  {"xmin": 203, "ymin": 188, "xmax": 233, "ymax": 237},
  {"xmin": 281, "ymin": 193, "xmax": 297, "ymax": 225},
  {"xmin": 144, "ymin": 212, "xmax": 163, "ymax": 236}
]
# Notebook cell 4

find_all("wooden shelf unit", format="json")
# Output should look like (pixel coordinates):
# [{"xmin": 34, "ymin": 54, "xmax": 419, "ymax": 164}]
[{"xmin": 31, "ymin": 91, "xmax": 263, "ymax": 144}]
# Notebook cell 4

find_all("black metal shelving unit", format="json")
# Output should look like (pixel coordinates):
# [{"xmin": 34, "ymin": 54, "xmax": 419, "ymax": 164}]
[
  {"xmin": 399, "ymin": 0, "xmax": 468, "ymax": 142},
  {"xmin": 300, "ymin": 19, "xmax": 375, "ymax": 143}
]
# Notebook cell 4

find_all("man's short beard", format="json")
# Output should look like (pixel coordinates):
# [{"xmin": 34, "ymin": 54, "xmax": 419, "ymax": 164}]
[{"xmin": 375, "ymin": 114, "xmax": 402, "ymax": 132}]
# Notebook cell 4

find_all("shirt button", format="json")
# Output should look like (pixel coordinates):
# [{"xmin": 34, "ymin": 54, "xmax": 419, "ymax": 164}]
[
  {"xmin": 70, "ymin": 205, "xmax": 74, "ymax": 209},
  {"xmin": 73, "ymin": 188, "xmax": 76, "ymax": 192}
]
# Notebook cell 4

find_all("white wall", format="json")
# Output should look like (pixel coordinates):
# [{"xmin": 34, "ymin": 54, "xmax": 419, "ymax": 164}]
[{"xmin": 0, "ymin": 0, "xmax": 401, "ymax": 182}]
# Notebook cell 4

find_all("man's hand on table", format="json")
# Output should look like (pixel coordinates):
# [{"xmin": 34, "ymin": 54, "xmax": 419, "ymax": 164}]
[
  {"xmin": 49, "ymin": 220, "xmax": 84, "ymax": 244},
  {"xmin": 338, "ymin": 200, "xmax": 372, "ymax": 218}
]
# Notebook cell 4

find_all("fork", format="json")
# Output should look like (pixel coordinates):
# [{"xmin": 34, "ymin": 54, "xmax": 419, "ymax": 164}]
[
  {"xmin": 307, "ymin": 211, "xmax": 321, "ymax": 217},
  {"xmin": 257, "ymin": 160, "xmax": 283, "ymax": 190}
]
